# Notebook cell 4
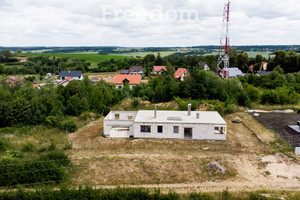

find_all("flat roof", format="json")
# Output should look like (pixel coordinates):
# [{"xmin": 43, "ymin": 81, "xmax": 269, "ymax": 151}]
[{"xmin": 134, "ymin": 110, "xmax": 226, "ymax": 125}]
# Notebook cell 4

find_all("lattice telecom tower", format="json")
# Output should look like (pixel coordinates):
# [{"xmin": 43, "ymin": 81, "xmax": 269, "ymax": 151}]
[{"xmin": 217, "ymin": 0, "xmax": 231, "ymax": 78}]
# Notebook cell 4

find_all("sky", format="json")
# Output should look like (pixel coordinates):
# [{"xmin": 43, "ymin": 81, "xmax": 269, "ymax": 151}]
[{"xmin": 0, "ymin": 0, "xmax": 300, "ymax": 47}]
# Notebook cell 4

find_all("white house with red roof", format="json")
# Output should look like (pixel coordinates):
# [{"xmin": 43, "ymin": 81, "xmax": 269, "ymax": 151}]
[
  {"xmin": 153, "ymin": 66, "xmax": 167, "ymax": 75},
  {"xmin": 174, "ymin": 68, "xmax": 188, "ymax": 81},
  {"xmin": 114, "ymin": 74, "xmax": 141, "ymax": 89}
]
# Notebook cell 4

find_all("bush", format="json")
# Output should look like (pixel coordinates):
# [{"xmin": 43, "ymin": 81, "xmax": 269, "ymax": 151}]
[
  {"xmin": 245, "ymin": 84, "xmax": 260, "ymax": 102},
  {"xmin": 21, "ymin": 142, "xmax": 35, "ymax": 152},
  {"xmin": 0, "ymin": 138, "xmax": 9, "ymax": 151},
  {"xmin": 79, "ymin": 112, "xmax": 91, "ymax": 121},
  {"xmin": 39, "ymin": 150, "xmax": 70, "ymax": 166},
  {"xmin": 0, "ymin": 151, "xmax": 69, "ymax": 187},
  {"xmin": 174, "ymin": 97, "xmax": 198, "ymax": 111},
  {"xmin": 261, "ymin": 90, "xmax": 280, "ymax": 105},
  {"xmin": 45, "ymin": 116, "xmax": 62, "ymax": 128},
  {"xmin": 60, "ymin": 119, "xmax": 78, "ymax": 133},
  {"xmin": 131, "ymin": 98, "xmax": 140, "ymax": 107},
  {"xmin": 24, "ymin": 76, "xmax": 36, "ymax": 82}
]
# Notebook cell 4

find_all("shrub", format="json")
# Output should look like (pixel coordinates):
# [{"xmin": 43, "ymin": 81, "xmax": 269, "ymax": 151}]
[
  {"xmin": 45, "ymin": 116, "xmax": 62, "ymax": 128},
  {"xmin": 60, "ymin": 119, "xmax": 78, "ymax": 133},
  {"xmin": 21, "ymin": 142, "xmax": 35, "ymax": 152},
  {"xmin": 261, "ymin": 90, "xmax": 280, "ymax": 105},
  {"xmin": 80, "ymin": 112, "xmax": 91, "ymax": 121},
  {"xmin": 245, "ymin": 84, "xmax": 260, "ymax": 102},
  {"xmin": 0, "ymin": 138, "xmax": 9, "ymax": 151},
  {"xmin": 131, "ymin": 98, "xmax": 140, "ymax": 107},
  {"xmin": 0, "ymin": 151, "xmax": 70, "ymax": 187},
  {"xmin": 48, "ymin": 140, "xmax": 57, "ymax": 151},
  {"xmin": 174, "ymin": 97, "xmax": 198, "ymax": 111},
  {"xmin": 39, "ymin": 150, "xmax": 70, "ymax": 166},
  {"xmin": 63, "ymin": 141, "xmax": 72, "ymax": 150}
]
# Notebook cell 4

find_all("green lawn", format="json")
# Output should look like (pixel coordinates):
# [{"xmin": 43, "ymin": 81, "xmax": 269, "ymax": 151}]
[{"xmin": 15, "ymin": 53, "xmax": 129, "ymax": 63}]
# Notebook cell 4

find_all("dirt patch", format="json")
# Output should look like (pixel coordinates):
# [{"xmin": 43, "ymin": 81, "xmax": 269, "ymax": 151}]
[
  {"xmin": 262, "ymin": 152, "xmax": 300, "ymax": 180},
  {"xmin": 88, "ymin": 74, "xmax": 116, "ymax": 83},
  {"xmin": 66, "ymin": 112, "xmax": 300, "ymax": 192}
]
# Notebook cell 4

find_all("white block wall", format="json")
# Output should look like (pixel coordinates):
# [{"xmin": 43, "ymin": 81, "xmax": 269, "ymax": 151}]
[{"xmin": 133, "ymin": 122, "xmax": 226, "ymax": 141}]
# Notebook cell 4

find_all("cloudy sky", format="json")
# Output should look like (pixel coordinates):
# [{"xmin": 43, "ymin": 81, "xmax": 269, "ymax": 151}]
[{"xmin": 0, "ymin": 0, "xmax": 300, "ymax": 47}]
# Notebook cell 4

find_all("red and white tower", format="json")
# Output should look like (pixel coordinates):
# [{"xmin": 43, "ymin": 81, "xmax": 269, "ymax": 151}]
[{"xmin": 217, "ymin": 0, "xmax": 231, "ymax": 78}]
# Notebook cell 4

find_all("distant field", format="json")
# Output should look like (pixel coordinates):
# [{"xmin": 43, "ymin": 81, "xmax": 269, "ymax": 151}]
[
  {"xmin": 204, "ymin": 50, "xmax": 274, "ymax": 58},
  {"xmin": 110, "ymin": 51, "xmax": 181, "ymax": 58},
  {"xmin": 15, "ymin": 53, "xmax": 129, "ymax": 63}
]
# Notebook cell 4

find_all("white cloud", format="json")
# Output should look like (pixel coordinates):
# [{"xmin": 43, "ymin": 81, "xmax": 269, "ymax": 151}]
[{"xmin": 0, "ymin": 0, "xmax": 299, "ymax": 46}]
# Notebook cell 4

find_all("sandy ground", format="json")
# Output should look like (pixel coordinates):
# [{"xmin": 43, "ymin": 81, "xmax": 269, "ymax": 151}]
[{"xmin": 67, "ymin": 112, "xmax": 300, "ymax": 192}]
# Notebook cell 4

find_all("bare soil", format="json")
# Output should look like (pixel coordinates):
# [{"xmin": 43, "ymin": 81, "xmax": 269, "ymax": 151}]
[
  {"xmin": 254, "ymin": 113, "xmax": 300, "ymax": 147},
  {"xmin": 67, "ymin": 112, "xmax": 300, "ymax": 192}
]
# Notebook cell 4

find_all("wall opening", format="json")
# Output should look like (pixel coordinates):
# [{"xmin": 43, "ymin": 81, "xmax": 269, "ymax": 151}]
[{"xmin": 184, "ymin": 128, "xmax": 193, "ymax": 139}]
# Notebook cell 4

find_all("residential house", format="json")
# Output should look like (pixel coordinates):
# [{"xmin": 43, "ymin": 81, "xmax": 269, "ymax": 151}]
[
  {"xmin": 153, "ymin": 66, "xmax": 167, "ymax": 75},
  {"xmin": 249, "ymin": 62, "xmax": 268, "ymax": 72},
  {"xmin": 228, "ymin": 68, "xmax": 244, "ymax": 78},
  {"xmin": 199, "ymin": 62, "xmax": 210, "ymax": 71},
  {"xmin": 103, "ymin": 105, "xmax": 227, "ymax": 141},
  {"xmin": 120, "ymin": 66, "xmax": 145, "ymax": 76},
  {"xmin": 59, "ymin": 71, "xmax": 83, "ymax": 81},
  {"xmin": 256, "ymin": 71, "xmax": 272, "ymax": 76},
  {"xmin": 174, "ymin": 68, "xmax": 188, "ymax": 81},
  {"xmin": 114, "ymin": 74, "xmax": 141, "ymax": 89},
  {"xmin": 128, "ymin": 66, "xmax": 145, "ymax": 76}
]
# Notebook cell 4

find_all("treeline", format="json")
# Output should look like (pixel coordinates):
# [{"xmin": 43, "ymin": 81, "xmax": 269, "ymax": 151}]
[
  {"xmin": 131, "ymin": 65, "xmax": 300, "ymax": 107},
  {"xmin": 1, "ymin": 49, "xmax": 299, "ymax": 76},
  {"xmin": 0, "ymin": 78, "xmax": 122, "ymax": 129},
  {"xmin": 0, "ymin": 149, "xmax": 70, "ymax": 187},
  {"xmin": 228, "ymin": 49, "xmax": 300, "ymax": 73},
  {"xmin": 1, "ymin": 187, "xmax": 299, "ymax": 200},
  {"xmin": 239, "ymin": 66, "xmax": 300, "ymax": 105}
]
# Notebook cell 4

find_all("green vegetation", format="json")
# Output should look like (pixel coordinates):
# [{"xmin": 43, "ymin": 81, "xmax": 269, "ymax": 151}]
[
  {"xmin": 15, "ymin": 53, "xmax": 128, "ymax": 63},
  {"xmin": 0, "ymin": 78, "xmax": 121, "ymax": 128},
  {"xmin": 1, "ymin": 188, "xmax": 300, "ymax": 200}
]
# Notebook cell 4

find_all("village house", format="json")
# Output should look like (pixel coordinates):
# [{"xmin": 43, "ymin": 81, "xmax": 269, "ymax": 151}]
[
  {"xmin": 59, "ymin": 70, "xmax": 83, "ymax": 81},
  {"xmin": 103, "ymin": 105, "xmax": 227, "ymax": 141},
  {"xmin": 198, "ymin": 62, "xmax": 210, "ymax": 71},
  {"xmin": 228, "ymin": 67, "xmax": 244, "ymax": 78},
  {"xmin": 174, "ymin": 68, "xmax": 188, "ymax": 81},
  {"xmin": 153, "ymin": 66, "xmax": 167, "ymax": 75},
  {"xmin": 114, "ymin": 74, "xmax": 141, "ymax": 89},
  {"xmin": 248, "ymin": 62, "xmax": 268, "ymax": 72},
  {"xmin": 120, "ymin": 66, "xmax": 145, "ymax": 76}
]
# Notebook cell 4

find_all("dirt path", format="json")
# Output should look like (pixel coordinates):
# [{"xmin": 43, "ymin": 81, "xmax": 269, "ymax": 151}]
[{"xmin": 67, "ymin": 113, "xmax": 300, "ymax": 192}]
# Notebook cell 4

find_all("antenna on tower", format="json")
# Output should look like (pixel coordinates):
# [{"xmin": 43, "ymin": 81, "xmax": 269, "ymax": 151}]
[{"xmin": 217, "ymin": 0, "xmax": 231, "ymax": 79}]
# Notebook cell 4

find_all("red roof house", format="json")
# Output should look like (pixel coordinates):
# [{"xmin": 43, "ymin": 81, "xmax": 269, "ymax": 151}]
[
  {"xmin": 174, "ymin": 68, "xmax": 188, "ymax": 81},
  {"xmin": 153, "ymin": 66, "xmax": 167, "ymax": 75},
  {"xmin": 114, "ymin": 74, "xmax": 141, "ymax": 89}
]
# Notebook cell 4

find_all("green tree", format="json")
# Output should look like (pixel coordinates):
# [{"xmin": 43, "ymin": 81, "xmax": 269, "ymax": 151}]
[
  {"xmin": 66, "ymin": 95, "xmax": 88, "ymax": 116},
  {"xmin": 155, "ymin": 53, "xmax": 164, "ymax": 66},
  {"xmin": 237, "ymin": 51, "xmax": 249, "ymax": 72}
]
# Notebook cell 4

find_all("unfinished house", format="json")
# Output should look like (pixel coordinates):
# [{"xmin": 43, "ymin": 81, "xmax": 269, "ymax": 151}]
[{"xmin": 103, "ymin": 105, "xmax": 227, "ymax": 141}]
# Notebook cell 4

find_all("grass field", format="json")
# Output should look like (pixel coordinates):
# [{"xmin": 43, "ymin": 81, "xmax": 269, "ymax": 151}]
[
  {"xmin": 204, "ymin": 50, "xmax": 274, "ymax": 58},
  {"xmin": 14, "ymin": 53, "xmax": 129, "ymax": 63},
  {"xmin": 111, "ymin": 51, "xmax": 181, "ymax": 58}
]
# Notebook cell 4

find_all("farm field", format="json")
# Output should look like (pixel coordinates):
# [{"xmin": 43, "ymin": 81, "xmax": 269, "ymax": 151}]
[
  {"xmin": 66, "ymin": 111, "xmax": 300, "ymax": 192},
  {"xmin": 14, "ymin": 53, "xmax": 129, "ymax": 64},
  {"xmin": 111, "ymin": 51, "xmax": 181, "ymax": 58},
  {"xmin": 203, "ymin": 50, "xmax": 274, "ymax": 58}
]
